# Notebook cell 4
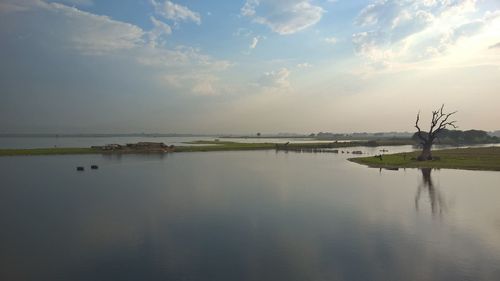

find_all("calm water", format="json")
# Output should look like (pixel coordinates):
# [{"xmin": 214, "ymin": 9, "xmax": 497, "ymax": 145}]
[
  {"xmin": 1, "ymin": 151, "xmax": 500, "ymax": 281},
  {"xmin": 0, "ymin": 136, "xmax": 335, "ymax": 149}
]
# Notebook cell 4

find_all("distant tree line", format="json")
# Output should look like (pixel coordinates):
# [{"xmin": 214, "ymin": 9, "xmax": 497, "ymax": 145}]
[
  {"xmin": 412, "ymin": 129, "xmax": 499, "ymax": 145},
  {"xmin": 313, "ymin": 131, "xmax": 412, "ymax": 140},
  {"xmin": 310, "ymin": 129, "xmax": 498, "ymax": 145}
]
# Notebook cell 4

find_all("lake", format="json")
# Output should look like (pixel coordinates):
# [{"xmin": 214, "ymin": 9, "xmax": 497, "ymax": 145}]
[
  {"xmin": 0, "ymin": 136, "xmax": 336, "ymax": 149},
  {"xmin": 1, "ymin": 150, "xmax": 500, "ymax": 281}
]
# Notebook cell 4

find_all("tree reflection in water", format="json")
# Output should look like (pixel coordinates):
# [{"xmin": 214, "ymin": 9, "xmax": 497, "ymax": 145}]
[{"xmin": 415, "ymin": 168, "xmax": 446, "ymax": 216}]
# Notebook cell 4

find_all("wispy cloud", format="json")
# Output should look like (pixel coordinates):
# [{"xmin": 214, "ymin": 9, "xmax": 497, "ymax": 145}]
[
  {"xmin": 241, "ymin": 0, "xmax": 325, "ymax": 35},
  {"xmin": 324, "ymin": 37, "xmax": 337, "ymax": 44},
  {"xmin": 152, "ymin": 0, "xmax": 201, "ymax": 25},
  {"xmin": 297, "ymin": 62, "xmax": 312, "ymax": 68},
  {"xmin": 51, "ymin": 0, "xmax": 94, "ymax": 6},
  {"xmin": 489, "ymin": 42, "xmax": 500, "ymax": 49},
  {"xmin": 249, "ymin": 36, "xmax": 259, "ymax": 49},
  {"xmin": 258, "ymin": 68, "xmax": 291, "ymax": 89},
  {"xmin": 45, "ymin": 2, "xmax": 145, "ymax": 54},
  {"xmin": 147, "ymin": 16, "xmax": 172, "ymax": 47}
]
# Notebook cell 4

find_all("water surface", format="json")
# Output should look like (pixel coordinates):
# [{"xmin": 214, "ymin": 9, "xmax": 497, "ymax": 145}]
[
  {"xmin": 1, "ymin": 151, "xmax": 499, "ymax": 280},
  {"xmin": 0, "ymin": 136, "xmax": 334, "ymax": 149}
]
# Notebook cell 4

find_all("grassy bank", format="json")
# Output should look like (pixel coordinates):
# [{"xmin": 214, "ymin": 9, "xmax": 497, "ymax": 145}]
[
  {"xmin": 349, "ymin": 147, "xmax": 500, "ymax": 171},
  {"xmin": 175, "ymin": 140, "xmax": 413, "ymax": 152},
  {"xmin": 175, "ymin": 141, "xmax": 276, "ymax": 152}
]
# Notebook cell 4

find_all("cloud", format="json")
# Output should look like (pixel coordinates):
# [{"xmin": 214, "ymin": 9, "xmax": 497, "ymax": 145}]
[
  {"xmin": 428, "ymin": 11, "xmax": 500, "ymax": 56},
  {"xmin": 297, "ymin": 62, "xmax": 312, "ymax": 68},
  {"xmin": 241, "ymin": 0, "xmax": 325, "ymax": 35},
  {"xmin": 390, "ymin": 10, "xmax": 434, "ymax": 42},
  {"xmin": 234, "ymin": 27, "xmax": 253, "ymax": 37},
  {"xmin": 440, "ymin": 0, "xmax": 477, "ymax": 15},
  {"xmin": 489, "ymin": 42, "xmax": 500, "ymax": 49},
  {"xmin": 162, "ymin": 72, "xmax": 231, "ymax": 96},
  {"xmin": 443, "ymin": 19, "xmax": 484, "ymax": 44},
  {"xmin": 150, "ymin": 16, "xmax": 172, "ymax": 35},
  {"xmin": 0, "ymin": 0, "xmax": 230, "ymax": 96},
  {"xmin": 355, "ymin": 0, "xmax": 398, "ymax": 27},
  {"xmin": 152, "ymin": 0, "xmax": 201, "ymax": 25},
  {"xmin": 355, "ymin": 1, "xmax": 434, "ymax": 41},
  {"xmin": 50, "ymin": 0, "xmax": 93, "ymax": 6},
  {"xmin": 258, "ymin": 68, "xmax": 291, "ymax": 89},
  {"xmin": 352, "ymin": 30, "xmax": 394, "ymax": 63},
  {"xmin": 148, "ymin": 16, "xmax": 172, "ymax": 47},
  {"xmin": 249, "ymin": 37, "xmax": 259, "ymax": 49},
  {"xmin": 241, "ymin": 0, "xmax": 258, "ymax": 17},
  {"xmin": 44, "ymin": 2, "xmax": 145, "ymax": 54},
  {"xmin": 324, "ymin": 37, "xmax": 337, "ymax": 44},
  {"xmin": 352, "ymin": 0, "xmax": 499, "ymax": 69},
  {"xmin": 191, "ymin": 76, "xmax": 218, "ymax": 96}
]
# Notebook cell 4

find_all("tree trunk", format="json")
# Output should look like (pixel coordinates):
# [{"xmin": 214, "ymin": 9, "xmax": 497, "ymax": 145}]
[{"xmin": 418, "ymin": 144, "xmax": 432, "ymax": 161}]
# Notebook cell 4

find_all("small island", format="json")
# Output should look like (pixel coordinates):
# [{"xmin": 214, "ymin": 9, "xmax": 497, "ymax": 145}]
[
  {"xmin": 349, "ymin": 147, "xmax": 500, "ymax": 171},
  {"xmin": 349, "ymin": 106, "xmax": 500, "ymax": 171}
]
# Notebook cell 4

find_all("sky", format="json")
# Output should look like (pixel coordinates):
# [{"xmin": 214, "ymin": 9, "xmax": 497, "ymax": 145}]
[{"xmin": 0, "ymin": 0, "xmax": 499, "ymax": 134}]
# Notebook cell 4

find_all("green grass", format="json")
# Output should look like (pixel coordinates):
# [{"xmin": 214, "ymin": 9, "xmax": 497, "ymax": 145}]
[
  {"xmin": 175, "ymin": 140, "xmax": 410, "ymax": 152},
  {"xmin": 176, "ymin": 140, "xmax": 354, "ymax": 152},
  {"xmin": 349, "ymin": 147, "xmax": 500, "ymax": 171},
  {"xmin": 0, "ymin": 147, "xmax": 99, "ymax": 156},
  {"xmin": 175, "ymin": 141, "xmax": 277, "ymax": 152}
]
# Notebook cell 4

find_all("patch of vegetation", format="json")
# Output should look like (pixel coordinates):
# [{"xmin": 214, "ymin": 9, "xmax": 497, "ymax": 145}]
[
  {"xmin": 177, "ymin": 140, "xmax": 414, "ymax": 153},
  {"xmin": 176, "ymin": 141, "xmax": 277, "ymax": 152},
  {"xmin": 349, "ymin": 147, "xmax": 500, "ymax": 171},
  {"xmin": 313, "ymin": 132, "xmax": 413, "ymax": 140},
  {"xmin": 177, "ymin": 141, "xmax": 359, "ymax": 152},
  {"xmin": 0, "ymin": 139, "xmax": 415, "ymax": 156}
]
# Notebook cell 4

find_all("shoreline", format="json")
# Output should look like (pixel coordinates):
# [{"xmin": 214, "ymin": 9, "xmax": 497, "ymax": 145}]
[
  {"xmin": 3, "ymin": 142, "xmax": 499, "ymax": 172},
  {"xmin": 0, "ymin": 140, "xmax": 409, "ymax": 156}
]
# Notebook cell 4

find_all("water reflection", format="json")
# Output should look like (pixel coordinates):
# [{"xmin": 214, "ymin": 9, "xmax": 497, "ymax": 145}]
[
  {"xmin": 1, "ymin": 153, "xmax": 500, "ymax": 280},
  {"xmin": 415, "ymin": 168, "xmax": 446, "ymax": 216}
]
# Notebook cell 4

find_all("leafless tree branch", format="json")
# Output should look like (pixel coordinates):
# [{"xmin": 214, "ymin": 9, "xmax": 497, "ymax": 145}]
[
  {"xmin": 414, "ymin": 104, "xmax": 458, "ymax": 161},
  {"xmin": 415, "ymin": 111, "xmax": 427, "ymax": 144}
]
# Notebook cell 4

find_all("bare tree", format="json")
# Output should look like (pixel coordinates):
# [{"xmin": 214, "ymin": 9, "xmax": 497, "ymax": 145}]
[{"xmin": 415, "ymin": 104, "xmax": 457, "ymax": 161}]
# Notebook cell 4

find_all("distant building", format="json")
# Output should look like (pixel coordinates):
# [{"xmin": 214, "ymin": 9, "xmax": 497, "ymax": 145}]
[
  {"xmin": 92, "ymin": 142, "xmax": 174, "ymax": 152},
  {"xmin": 102, "ymin": 144, "xmax": 122, "ymax": 150}
]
